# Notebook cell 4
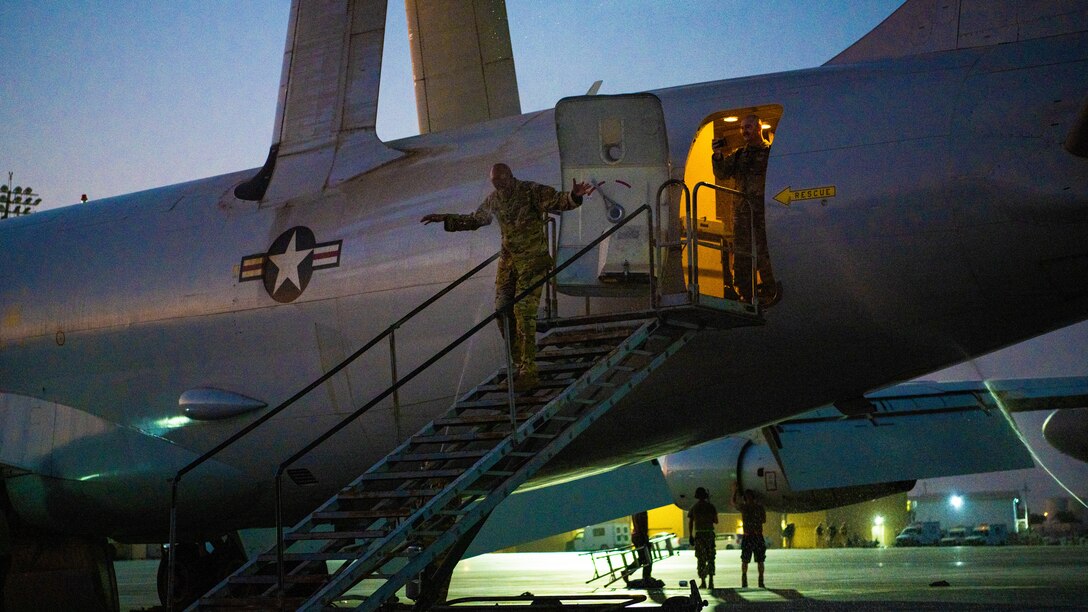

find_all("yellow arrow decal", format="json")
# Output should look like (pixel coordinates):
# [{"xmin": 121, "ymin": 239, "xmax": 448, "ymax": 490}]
[{"xmin": 773, "ymin": 185, "xmax": 836, "ymax": 206}]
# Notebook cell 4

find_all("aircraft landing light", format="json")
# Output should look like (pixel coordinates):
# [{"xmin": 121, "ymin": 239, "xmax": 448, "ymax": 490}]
[{"xmin": 151, "ymin": 416, "xmax": 192, "ymax": 432}]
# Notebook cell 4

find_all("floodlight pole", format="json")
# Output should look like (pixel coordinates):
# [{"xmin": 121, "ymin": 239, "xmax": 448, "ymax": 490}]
[{"xmin": 1, "ymin": 171, "xmax": 43, "ymax": 219}]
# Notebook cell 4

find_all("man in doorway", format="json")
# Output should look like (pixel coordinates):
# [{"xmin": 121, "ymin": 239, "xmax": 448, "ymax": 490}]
[
  {"xmin": 732, "ymin": 481, "xmax": 767, "ymax": 588},
  {"xmin": 687, "ymin": 486, "xmax": 718, "ymax": 589},
  {"xmin": 711, "ymin": 114, "xmax": 780, "ymax": 306},
  {"xmin": 422, "ymin": 164, "xmax": 591, "ymax": 391}
]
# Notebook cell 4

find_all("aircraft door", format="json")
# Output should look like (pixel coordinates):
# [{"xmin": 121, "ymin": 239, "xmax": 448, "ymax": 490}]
[{"xmin": 555, "ymin": 94, "xmax": 670, "ymax": 297}]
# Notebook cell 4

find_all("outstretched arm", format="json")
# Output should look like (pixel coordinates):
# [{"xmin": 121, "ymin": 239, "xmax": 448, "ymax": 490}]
[{"xmin": 421, "ymin": 200, "xmax": 493, "ymax": 232}]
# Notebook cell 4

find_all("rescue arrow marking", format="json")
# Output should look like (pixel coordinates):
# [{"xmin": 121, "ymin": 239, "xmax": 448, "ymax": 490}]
[{"xmin": 773, "ymin": 185, "xmax": 836, "ymax": 206}]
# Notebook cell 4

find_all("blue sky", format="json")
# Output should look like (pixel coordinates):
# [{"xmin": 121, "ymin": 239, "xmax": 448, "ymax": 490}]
[
  {"xmin": 1, "ymin": 0, "xmax": 904, "ymax": 207},
  {"xmin": 1, "ymin": 1, "xmax": 1085, "ymax": 507}
]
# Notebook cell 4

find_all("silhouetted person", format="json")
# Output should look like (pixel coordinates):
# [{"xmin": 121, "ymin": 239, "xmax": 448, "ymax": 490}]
[
  {"xmin": 732, "ymin": 481, "xmax": 766, "ymax": 588},
  {"xmin": 687, "ymin": 487, "xmax": 718, "ymax": 589},
  {"xmin": 624, "ymin": 511, "xmax": 662, "ymax": 588}
]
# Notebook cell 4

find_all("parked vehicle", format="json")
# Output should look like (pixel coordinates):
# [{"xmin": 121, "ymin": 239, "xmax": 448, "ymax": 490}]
[
  {"xmin": 964, "ymin": 523, "xmax": 1009, "ymax": 546},
  {"xmin": 717, "ymin": 533, "xmax": 740, "ymax": 550},
  {"xmin": 572, "ymin": 521, "xmax": 631, "ymax": 551},
  {"xmin": 940, "ymin": 526, "xmax": 970, "ymax": 546},
  {"xmin": 895, "ymin": 521, "xmax": 942, "ymax": 546}
]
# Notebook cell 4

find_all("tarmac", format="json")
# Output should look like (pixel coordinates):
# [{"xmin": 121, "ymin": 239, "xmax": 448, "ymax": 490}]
[{"xmin": 119, "ymin": 545, "xmax": 1088, "ymax": 610}]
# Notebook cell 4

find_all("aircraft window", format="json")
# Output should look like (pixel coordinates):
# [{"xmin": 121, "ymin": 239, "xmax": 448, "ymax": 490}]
[{"xmin": 683, "ymin": 104, "xmax": 783, "ymax": 308}]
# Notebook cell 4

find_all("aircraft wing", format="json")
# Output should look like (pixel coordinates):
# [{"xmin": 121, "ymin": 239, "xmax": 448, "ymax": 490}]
[{"xmin": 767, "ymin": 377, "xmax": 1088, "ymax": 492}]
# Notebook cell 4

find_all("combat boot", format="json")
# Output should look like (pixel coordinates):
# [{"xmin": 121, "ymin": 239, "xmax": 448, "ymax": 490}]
[{"xmin": 513, "ymin": 370, "xmax": 539, "ymax": 393}]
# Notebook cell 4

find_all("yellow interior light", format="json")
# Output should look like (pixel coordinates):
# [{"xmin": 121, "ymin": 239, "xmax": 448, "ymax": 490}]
[
  {"xmin": 761, "ymin": 123, "xmax": 771, "ymax": 129},
  {"xmin": 723, "ymin": 116, "xmax": 739, "ymax": 122}
]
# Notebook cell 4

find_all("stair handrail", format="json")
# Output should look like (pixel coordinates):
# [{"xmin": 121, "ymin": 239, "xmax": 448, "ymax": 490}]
[
  {"xmin": 655, "ymin": 179, "xmax": 692, "ymax": 302},
  {"xmin": 166, "ymin": 249, "xmax": 499, "ymax": 609},
  {"xmin": 270, "ymin": 203, "xmax": 657, "ymax": 596}
]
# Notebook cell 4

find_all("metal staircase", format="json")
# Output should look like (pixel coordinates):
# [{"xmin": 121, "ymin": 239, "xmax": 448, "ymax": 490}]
[
  {"xmin": 170, "ymin": 193, "xmax": 766, "ymax": 611},
  {"xmin": 194, "ymin": 318, "xmax": 694, "ymax": 610}
]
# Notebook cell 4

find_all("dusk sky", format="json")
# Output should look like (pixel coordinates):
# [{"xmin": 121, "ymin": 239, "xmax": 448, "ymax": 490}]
[
  {"xmin": 1, "ymin": 1, "xmax": 1085, "ymax": 508},
  {"xmin": 2, "ymin": 0, "xmax": 905, "ymax": 207}
]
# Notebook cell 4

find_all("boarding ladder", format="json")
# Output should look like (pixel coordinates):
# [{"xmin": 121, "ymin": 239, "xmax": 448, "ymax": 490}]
[
  {"xmin": 176, "ymin": 188, "xmax": 763, "ymax": 611},
  {"xmin": 195, "ymin": 318, "xmax": 693, "ymax": 610}
]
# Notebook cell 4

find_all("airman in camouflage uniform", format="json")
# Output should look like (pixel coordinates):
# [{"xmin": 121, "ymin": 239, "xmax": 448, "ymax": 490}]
[
  {"xmin": 422, "ymin": 163, "xmax": 590, "ymax": 391},
  {"xmin": 712, "ymin": 114, "xmax": 779, "ymax": 305}
]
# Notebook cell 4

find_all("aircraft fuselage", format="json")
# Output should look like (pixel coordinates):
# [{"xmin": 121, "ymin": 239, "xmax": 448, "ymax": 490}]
[{"xmin": 1, "ymin": 32, "xmax": 1086, "ymax": 540}]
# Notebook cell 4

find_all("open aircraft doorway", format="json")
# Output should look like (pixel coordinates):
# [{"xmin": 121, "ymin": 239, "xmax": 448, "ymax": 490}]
[{"xmin": 684, "ymin": 104, "xmax": 783, "ymax": 308}]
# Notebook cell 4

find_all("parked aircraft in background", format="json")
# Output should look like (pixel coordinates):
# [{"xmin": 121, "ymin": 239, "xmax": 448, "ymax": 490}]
[{"xmin": 1, "ymin": 0, "xmax": 1086, "ymax": 608}]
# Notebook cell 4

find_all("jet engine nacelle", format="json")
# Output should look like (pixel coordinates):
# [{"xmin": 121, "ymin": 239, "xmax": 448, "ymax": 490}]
[
  {"xmin": 658, "ymin": 436, "xmax": 914, "ymax": 513},
  {"xmin": 1042, "ymin": 408, "xmax": 1088, "ymax": 463}
]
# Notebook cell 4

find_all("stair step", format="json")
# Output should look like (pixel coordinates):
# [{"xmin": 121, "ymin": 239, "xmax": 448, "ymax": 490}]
[
  {"xmin": 199, "ymin": 596, "xmax": 309, "ymax": 608},
  {"xmin": 257, "ymin": 551, "xmax": 365, "ymax": 562},
  {"xmin": 475, "ymin": 379, "xmax": 569, "ymax": 392},
  {"xmin": 497, "ymin": 362, "xmax": 593, "ymax": 375},
  {"xmin": 285, "ymin": 529, "xmax": 386, "ymax": 541},
  {"xmin": 312, "ymin": 508, "xmax": 413, "ymax": 520},
  {"xmin": 229, "ymin": 573, "xmax": 329, "ymax": 584},
  {"xmin": 337, "ymin": 488, "xmax": 442, "ymax": 500},
  {"xmin": 454, "ymin": 397, "xmax": 549, "ymax": 409},
  {"xmin": 433, "ymin": 412, "xmax": 535, "ymax": 426},
  {"xmin": 386, "ymin": 450, "xmax": 489, "ymax": 463},
  {"xmin": 534, "ymin": 345, "xmax": 613, "ymax": 360},
  {"xmin": 411, "ymin": 431, "xmax": 509, "ymax": 444},
  {"xmin": 538, "ymin": 327, "xmax": 641, "ymax": 347},
  {"xmin": 357, "ymin": 468, "xmax": 463, "ymax": 481}
]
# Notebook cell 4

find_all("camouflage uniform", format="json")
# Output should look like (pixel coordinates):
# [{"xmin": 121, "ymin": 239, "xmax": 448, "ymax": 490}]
[
  {"xmin": 442, "ymin": 179, "xmax": 582, "ymax": 379},
  {"xmin": 687, "ymin": 498, "xmax": 718, "ymax": 582},
  {"xmin": 712, "ymin": 141, "xmax": 775, "ymax": 300}
]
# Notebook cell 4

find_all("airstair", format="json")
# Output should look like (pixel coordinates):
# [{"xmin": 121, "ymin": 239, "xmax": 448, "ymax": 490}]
[
  {"xmin": 194, "ymin": 319, "xmax": 692, "ymax": 610},
  {"xmin": 174, "ymin": 179, "xmax": 764, "ymax": 610}
]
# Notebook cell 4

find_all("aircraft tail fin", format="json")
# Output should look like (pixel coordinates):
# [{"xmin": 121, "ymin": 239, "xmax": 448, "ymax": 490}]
[
  {"xmin": 406, "ymin": 0, "xmax": 521, "ymax": 134},
  {"xmin": 236, "ymin": 0, "xmax": 403, "ymax": 203},
  {"xmin": 826, "ymin": 0, "xmax": 1088, "ymax": 65}
]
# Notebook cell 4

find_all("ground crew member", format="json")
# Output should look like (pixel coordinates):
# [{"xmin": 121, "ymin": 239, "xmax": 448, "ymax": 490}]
[
  {"xmin": 687, "ymin": 486, "xmax": 718, "ymax": 589},
  {"xmin": 732, "ymin": 481, "xmax": 767, "ymax": 588},
  {"xmin": 711, "ymin": 114, "xmax": 779, "ymax": 305},
  {"xmin": 421, "ymin": 163, "xmax": 590, "ymax": 391}
]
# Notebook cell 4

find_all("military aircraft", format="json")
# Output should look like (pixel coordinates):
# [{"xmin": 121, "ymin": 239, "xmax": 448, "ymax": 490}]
[{"xmin": 1, "ymin": 0, "xmax": 1086, "ymax": 609}]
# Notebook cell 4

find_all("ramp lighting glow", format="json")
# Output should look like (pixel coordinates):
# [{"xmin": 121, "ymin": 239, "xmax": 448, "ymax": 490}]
[
  {"xmin": 949, "ymin": 494, "xmax": 964, "ymax": 509},
  {"xmin": 873, "ymin": 515, "xmax": 884, "ymax": 526}
]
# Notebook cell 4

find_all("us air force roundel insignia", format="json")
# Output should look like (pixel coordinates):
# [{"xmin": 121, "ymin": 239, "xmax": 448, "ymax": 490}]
[{"xmin": 239, "ymin": 226, "xmax": 342, "ymax": 303}]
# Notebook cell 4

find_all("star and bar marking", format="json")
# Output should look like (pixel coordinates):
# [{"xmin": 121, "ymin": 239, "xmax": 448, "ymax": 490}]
[{"xmin": 239, "ymin": 226, "xmax": 342, "ymax": 303}]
